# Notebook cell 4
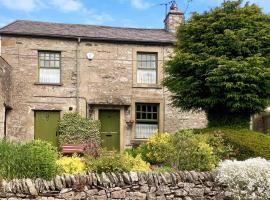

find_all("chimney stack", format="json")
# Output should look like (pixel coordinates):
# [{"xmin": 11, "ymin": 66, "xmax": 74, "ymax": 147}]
[{"xmin": 164, "ymin": 1, "xmax": 184, "ymax": 33}]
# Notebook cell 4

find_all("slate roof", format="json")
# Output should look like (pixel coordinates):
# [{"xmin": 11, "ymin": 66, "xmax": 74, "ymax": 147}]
[{"xmin": 0, "ymin": 20, "xmax": 175, "ymax": 44}]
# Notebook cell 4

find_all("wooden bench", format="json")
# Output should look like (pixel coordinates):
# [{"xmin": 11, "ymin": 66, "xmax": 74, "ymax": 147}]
[{"xmin": 61, "ymin": 144, "xmax": 87, "ymax": 154}]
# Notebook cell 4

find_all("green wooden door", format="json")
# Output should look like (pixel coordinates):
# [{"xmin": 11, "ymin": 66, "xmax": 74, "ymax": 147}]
[
  {"xmin": 99, "ymin": 110, "xmax": 120, "ymax": 151},
  {"xmin": 34, "ymin": 111, "xmax": 60, "ymax": 146}
]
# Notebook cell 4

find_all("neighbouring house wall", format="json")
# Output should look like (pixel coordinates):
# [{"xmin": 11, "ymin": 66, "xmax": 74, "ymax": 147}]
[
  {"xmin": 1, "ymin": 35, "xmax": 207, "ymax": 146},
  {"xmin": 1, "ymin": 36, "xmax": 79, "ymax": 142},
  {"xmin": 0, "ymin": 172, "xmax": 231, "ymax": 199},
  {"xmin": 0, "ymin": 56, "xmax": 11, "ymax": 138}
]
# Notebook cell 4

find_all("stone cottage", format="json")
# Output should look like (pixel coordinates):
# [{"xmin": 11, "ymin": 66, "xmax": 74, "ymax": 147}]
[{"xmin": 0, "ymin": 3, "xmax": 207, "ymax": 150}]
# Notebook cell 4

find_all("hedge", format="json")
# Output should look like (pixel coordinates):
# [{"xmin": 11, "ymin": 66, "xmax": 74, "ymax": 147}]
[{"xmin": 196, "ymin": 128, "xmax": 270, "ymax": 160}]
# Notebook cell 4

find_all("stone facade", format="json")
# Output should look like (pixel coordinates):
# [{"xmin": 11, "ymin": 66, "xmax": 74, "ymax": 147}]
[
  {"xmin": 0, "ymin": 172, "xmax": 232, "ymax": 200},
  {"xmin": 0, "ymin": 56, "xmax": 11, "ymax": 138},
  {"xmin": 0, "ymin": 35, "xmax": 207, "ymax": 148}
]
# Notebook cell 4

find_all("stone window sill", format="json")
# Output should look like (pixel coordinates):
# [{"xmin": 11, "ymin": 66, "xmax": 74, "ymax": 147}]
[
  {"xmin": 133, "ymin": 84, "xmax": 162, "ymax": 89},
  {"xmin": 131, "ymin": 139, "xmax": 148, "ymax": 144},
  {"xmin": 34, "ymin": 82, "xmax": 63, "ymax": 86}
]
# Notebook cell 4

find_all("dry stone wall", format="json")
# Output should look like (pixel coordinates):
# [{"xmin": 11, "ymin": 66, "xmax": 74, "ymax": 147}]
[{"xmin": 0, "ymin": 172, "xmax": 232, "ymax": 200}]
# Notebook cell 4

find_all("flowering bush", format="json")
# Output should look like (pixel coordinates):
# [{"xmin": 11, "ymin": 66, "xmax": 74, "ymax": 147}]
[
  {"xmin": 122, "ymin": 153, "xmax": 150, "ymax": 172},
  {"xmin": 216, "ymin": 158, "xmax": 270, "ymax": 199},
  {"xmin": 57, "ymin": 155, "xmax": 86, "ymax": 175},
  {"xmin": 85, "ymin": 150, "xmax": 150, "ymax": 173},
  {"xmin": 168, "ymin": 130, "xmax": 217, "ymax": 171},
  {"xmin": 138, "ymin": 133, "xmax": 174, "ymax": 164}
]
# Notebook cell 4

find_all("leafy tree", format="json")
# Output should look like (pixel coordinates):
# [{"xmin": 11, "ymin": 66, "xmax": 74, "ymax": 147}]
[{"xmin": 163, "ymin": 1, "xmax": 270, "ymax": 127}]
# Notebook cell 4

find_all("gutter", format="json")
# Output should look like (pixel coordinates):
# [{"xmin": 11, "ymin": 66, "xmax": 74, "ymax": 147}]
[{"xmin": 76, "ymin": 37, "xmax": 81, "ymax": 113}]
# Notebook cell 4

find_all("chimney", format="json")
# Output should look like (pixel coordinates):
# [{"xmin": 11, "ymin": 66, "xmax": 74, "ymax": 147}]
[{"xmin": 164, "ymin": 1, "xmax": 184, "ymax": 33}]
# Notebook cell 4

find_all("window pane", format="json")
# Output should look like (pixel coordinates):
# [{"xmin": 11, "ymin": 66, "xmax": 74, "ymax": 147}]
[
  {"xmin": 150, "ymin": 61, "xmax": 156, "ymax": 69},
  {"xmin": 39, "ymin": 52, "xmax": 44, "ymax": 58},
  {"xmin": 45, "ymin": 53, "xmax": 50, "ymax": 60},
  {"xmin": 147, "ymin": 105, "xmax": 152, "ymax": 112},
  {"xmin": 54, "ymin": 61, "xmax": 60, "ymax": 68},
  {"xmin": 136, "ymin": 112, "xmax": 141, "ymax": 119},
  {"xmin": 137, "ymin": 69, "xmax": 157, "ymax": 84},
  {"xmin": 44, "ymin": 61, "xmax": 50, "ymax": 68},
  {"xmin": 136, "ymin": 105, "xmax": 141, "ymax": 112},
  {"xmin": 39, "ymin": 68, "xmax": 60, "ymax": 84},
  {"xmin": 40, "ymin": 60, "xmax": 45, "ymax": 67},
  {"xmin": 136, "ymin": 123, "xmax": 158, "ymax": 139},
  {"xmin": 141, "ymin": 54, "xmax": 146, "ymax": 61},
  {"xmin": 142, "ymin": 113, "xmax": 146, "ymax": 119},
  {"xmin": 50, "ymin": 60, "xmax": 55, "ymax": 67},
  {"xmin": 137, "ymin": 54, "xmax": 142, "ymax": 61},
  {"xmin": 142, "ymin": 105, "xmax": 146, "ymax": 112}
]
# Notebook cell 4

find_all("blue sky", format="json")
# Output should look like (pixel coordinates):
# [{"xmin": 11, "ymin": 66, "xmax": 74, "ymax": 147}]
[{"xmin": 0, "ymin": 0, "xmax": 269, "ymax": 29}]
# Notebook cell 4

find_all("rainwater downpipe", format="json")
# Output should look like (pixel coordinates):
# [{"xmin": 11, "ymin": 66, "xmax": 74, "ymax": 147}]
[
  {"xmin": 3, "ymin": 103, "xmax": 12, "ymax": 139},
  {"xmin": 76, "ymin": 37, "xmax": 81, "ymax": 113}
]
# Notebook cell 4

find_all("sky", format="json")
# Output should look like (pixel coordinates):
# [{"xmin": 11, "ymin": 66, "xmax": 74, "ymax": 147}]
[{"xmin": 0, "ymin": 0, "xmax": 269, "ymax": 29}]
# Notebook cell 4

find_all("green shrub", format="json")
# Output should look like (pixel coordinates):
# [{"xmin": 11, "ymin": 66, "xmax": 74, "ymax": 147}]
[
  {"xmin": 168, "ymin": 130, "xmax": 218, "ymax": 171},
  {"xmin": 153, "ymin": 166, "xmax": 174, "ymax": 173},
  {"xmin": 200, "ymin": 133, "xmax": 233, "ymax": 160},
  {"xmin": 135, "ymin": 133, "xmax": 174, "ymax": 165},
  {"xmin": 199, "ymin": 128, "xmax": 270, "ymax": 160},
  {"xmin": 85, "ymin": 150, "xmax": 150, "ymax": 173},
  {"xmin": 57, "ymin": 155, "xmax": 86, "ymax": 175},
  {"xmin": 58, "ymin": 113, "xmax": 101, "ymax": 156},
  {"xmin": 0, "ymin": 140, "xmax": 17, "ymax": 180},
  {"xmin": 0, "ymin": 140, "xmax": 58, "ymax": 180}
]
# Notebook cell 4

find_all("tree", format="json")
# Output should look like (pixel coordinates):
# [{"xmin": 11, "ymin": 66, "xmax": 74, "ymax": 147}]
[{"xmin": 163, "ymin": 1, "xmax": 270, "ymax": 127}]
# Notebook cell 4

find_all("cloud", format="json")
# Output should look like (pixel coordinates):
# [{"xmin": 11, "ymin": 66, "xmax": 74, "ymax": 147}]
[
  {"xmin": 48, "ymin": 0, "xmax": 114, "ymax": 24},
  {"xmin": 50, "ymin": 0, "xmax": 83, "ymax": 12},
  {"xmin": 130, "ymin": 0, "xmax": 152, "ymax": 10},
  {"xmin": 0, "ymin": 0, "xmax": 43, "ymax": 12},
  {"xmin": 83, "ymin": 10, "xmax": 114, "ymax": 25}
]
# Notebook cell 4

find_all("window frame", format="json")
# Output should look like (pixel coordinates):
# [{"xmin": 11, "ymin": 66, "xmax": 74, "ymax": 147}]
[
  {"xmin": 38, "ymin": 51, "xmax": 61, "ymax": 85},
  {"xmin": 136, "ymin": 52, "xmax": 158, "ymax": 85}
]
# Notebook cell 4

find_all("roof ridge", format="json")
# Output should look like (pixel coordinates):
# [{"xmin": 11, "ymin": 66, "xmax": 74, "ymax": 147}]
[
  {"xmin": 14, "ymin": 19, "xmax": 166, "ymax": 31},
  {"xmin": 0, "ymin": 20, "xmax": 175, "ymax": 44}
]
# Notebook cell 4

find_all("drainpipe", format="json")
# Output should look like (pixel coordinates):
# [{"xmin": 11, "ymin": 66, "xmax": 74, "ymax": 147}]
[
  {"xmin": 3, "ymin": 103, "xmax": 12, "ymax": 139},
  {"xmin": 76, "ymin": 37, "xmax": 81, "ymax": 113}
]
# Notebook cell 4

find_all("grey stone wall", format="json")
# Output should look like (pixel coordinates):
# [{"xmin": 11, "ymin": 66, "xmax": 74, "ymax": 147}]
[{"xmin": 0, "ymin": 172, "xmax": 231, "ymax": 200}]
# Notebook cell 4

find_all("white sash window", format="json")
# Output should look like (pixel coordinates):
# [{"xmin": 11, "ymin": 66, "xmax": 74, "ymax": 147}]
[
  {"xmin": 39, "ymin": 52, "xmax": 61, "ymax": 84},
  {"xmin": 135, "ymin": 103, "xmax": 159, "ymax": 139},
  {"xmin": 137, "ymin": 53, "xmax": 157, "ymax": 84}
]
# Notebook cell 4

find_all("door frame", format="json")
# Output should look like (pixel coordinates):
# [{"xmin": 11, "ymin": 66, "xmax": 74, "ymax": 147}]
[{"xmin": 92, "ymin": 106, "xmax": 125, "ymax": 151}]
